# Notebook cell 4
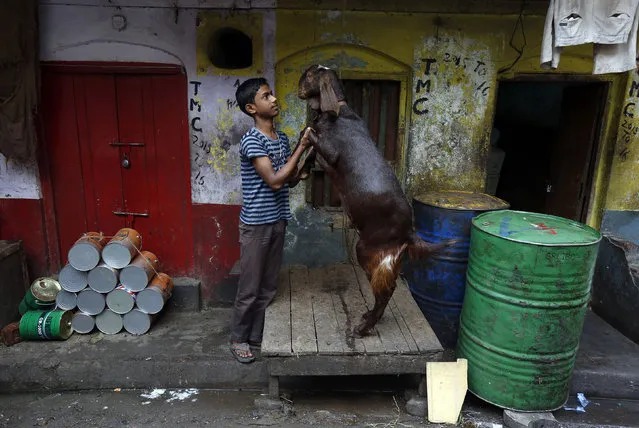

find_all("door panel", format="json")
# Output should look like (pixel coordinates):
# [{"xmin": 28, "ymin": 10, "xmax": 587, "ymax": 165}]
[
  {"xmin": 41, "ymin": 72, "xmax": 88, "ymax": 258},
  {"xmin": 41, "ymin": 68, "xmax": 193, "ymax": 275},
  {"xmin": 78, "ymin": 75, "xmax": 125, "ymax": 234},
  {"xmin": 546, "ymin": 85, "xmax": 605, "ymax": 221},
  {"xmin": 115, "ymin": 75, "xmax": 151, "ymax": 217},
  {"xmin": 148, "ymin": 74, "xmax": 192, "ymax": 270}
]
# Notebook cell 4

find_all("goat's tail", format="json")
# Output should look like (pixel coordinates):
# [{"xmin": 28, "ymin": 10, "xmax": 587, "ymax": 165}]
[{"xmin": 406, "ymin": 232, "xmax": 459, "ymax": 261}]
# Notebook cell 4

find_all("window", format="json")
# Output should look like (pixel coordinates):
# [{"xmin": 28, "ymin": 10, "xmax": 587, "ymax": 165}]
[
  {"xmin": 207, "ymin": 27, "xmax": 252, "ymax": 69},
  {"xmin": 308, "ymin": 79, "xmax": 401, "ymax": 207}
]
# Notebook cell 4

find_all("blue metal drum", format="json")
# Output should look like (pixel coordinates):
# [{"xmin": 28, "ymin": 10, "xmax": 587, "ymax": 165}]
[{"xmin": 404, "ymin": 191, "xmax": 509, "ymax": 348}]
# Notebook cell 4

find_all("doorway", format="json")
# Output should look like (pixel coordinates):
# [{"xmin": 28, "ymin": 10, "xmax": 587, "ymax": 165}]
[
  {"xmin": 40, "ymin": 64, "xmax": 193, "ymax": 275},
  {"xmin": 490, "ymin": 80, "xmax": 608, "ymax": 223}
]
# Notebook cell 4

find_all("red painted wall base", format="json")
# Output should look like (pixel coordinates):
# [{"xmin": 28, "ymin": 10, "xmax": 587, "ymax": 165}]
[{"xmin": 192, "ymin": 203, "xmax": 241, "ymax": 303}]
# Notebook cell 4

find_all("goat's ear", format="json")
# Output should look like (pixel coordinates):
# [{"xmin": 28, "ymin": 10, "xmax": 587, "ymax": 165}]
[{"xmin": 319, "ymin": 72, "xmax": 340, "ymax": 117}]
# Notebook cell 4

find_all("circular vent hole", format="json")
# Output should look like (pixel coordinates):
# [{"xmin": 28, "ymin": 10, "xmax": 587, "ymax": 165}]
[{"xmin": 208, "ymin": 27, "xmax": 253, "ymax": 69}]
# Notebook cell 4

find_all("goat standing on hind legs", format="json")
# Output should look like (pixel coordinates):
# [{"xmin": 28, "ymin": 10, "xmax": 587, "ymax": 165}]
[{"xmin": 296, "ymin": 64, "xmax": 453, "ymax": 337}]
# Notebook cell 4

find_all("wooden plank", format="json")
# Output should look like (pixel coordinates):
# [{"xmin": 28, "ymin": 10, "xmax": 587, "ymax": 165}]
[
  {"xmin": 268, "ymin": 353, "xmax": 442, "ymax": 377},
  {"xmin": 290, "ymin": 264, "xmax": 318, "ymax": 355},
  {"xmin": 325, "ymin": 264, "xmax": 365, "ymax": 355},
  {"xmin": 388, "ymin": 294, "xmax": 420, "ymax": 353},
  {"xmin": 353, "ymin": 265, "xmax": 411, "ymax": 354},
  {"xmin": 331, "ymin": 264, "xmax": 386, "ymax": 355},
  {"xmin": 262, "ymin": 267, "xmax": 293, "ymax": 356},
  {"xmin": 392, "ymin": 277, "xmax": 443, "ymax": 353},
  {"xmin": 308, "ymin": 267, "xmax": 345, "ymax": 355}
]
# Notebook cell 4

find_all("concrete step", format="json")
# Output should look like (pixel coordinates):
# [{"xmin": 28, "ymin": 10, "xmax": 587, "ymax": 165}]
[
  {"xmin": 2, "ymin": 307, "xmax": 639, "ymax": 406},
  {"xmin": 167, "ymin": 277, "xmax": 201, "ymax": 312},
  {"xmin": 571, "ymin": 309, "xmax": 639, "ymax": 400},
  {"xmin": 0, "ymin": 309, "xmax": 266, "ymax": 392}
]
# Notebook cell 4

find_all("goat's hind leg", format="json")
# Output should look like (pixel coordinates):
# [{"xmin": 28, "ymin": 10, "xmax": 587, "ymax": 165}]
[{"xmin": 354, "ymin": 246, "xmax": 404, "ymax": 336}]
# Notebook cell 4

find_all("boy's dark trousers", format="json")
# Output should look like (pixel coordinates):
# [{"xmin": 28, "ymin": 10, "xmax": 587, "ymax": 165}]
[{"xmin": 230, "ymin": 220, "xmax": 286, "ymax": 344}]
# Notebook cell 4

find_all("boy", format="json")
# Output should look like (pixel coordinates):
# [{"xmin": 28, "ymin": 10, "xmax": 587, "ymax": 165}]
[{"xmin": 230, "ymin": 78, "xmax": 311, "ymax": 363}]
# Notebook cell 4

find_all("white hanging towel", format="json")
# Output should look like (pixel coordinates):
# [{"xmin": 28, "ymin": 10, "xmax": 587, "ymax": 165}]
[{"xmin": 541, "ymin": 0, "xmax": 639, "ymax": 74}]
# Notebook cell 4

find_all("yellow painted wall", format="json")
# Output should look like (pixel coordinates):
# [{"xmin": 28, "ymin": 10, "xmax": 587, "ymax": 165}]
[
  {"xmin": 274, "ymin": 9, "xmax": 627, "ymax": 228},
  {"xmin": 606, "ymin": 71, "xmax": 639, "ymax": 211}
]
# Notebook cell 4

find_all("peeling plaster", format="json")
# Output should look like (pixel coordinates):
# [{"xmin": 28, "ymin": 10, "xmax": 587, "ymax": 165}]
[
  {"xmin": 0, "ymin": 155, "xmax": 41, "ymax": 199},
  {"xmin": 319, "ymin": 32, "xmax": 367, "ymax": 46},
  {"xmin": 408, "ymin": 33, "xmax": 494, "ymax": 195},
  {"xmin": 311, "ymin": 51, "xmax": 368, "ymax": 69},
  {"xmin": 278, "ymin": 91, "xmax": 308, "ymax": 215},
  {"xmin": 189, "ymin": 76, "xmax": 248, "ymax": 205},
  {"xmin": 190, "ymin": 9, "xmax": 276, "ymax": 205}
]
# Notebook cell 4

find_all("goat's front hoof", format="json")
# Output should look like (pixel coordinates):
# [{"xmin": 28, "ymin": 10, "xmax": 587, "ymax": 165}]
[{"xmin": 354, "ymin": 320, "xmax": 372, "ymax": 337}]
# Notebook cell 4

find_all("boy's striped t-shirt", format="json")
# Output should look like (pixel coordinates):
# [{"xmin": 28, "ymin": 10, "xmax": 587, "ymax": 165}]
[{"xmin": 239, "ymin": 127, "xmax": 293, "ymax": 225}]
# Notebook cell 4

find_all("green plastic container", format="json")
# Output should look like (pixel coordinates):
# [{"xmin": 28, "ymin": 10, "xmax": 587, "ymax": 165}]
[
  {"xmin": 456, "ymin": 210, "xmax": 601, "ymax": 412},
  {"xmin": 18, "ymin": 277, "xmax": 61, "ymax": 315},
  {"xmin": 19, "ymin": 310, "xmax": 73, "ymax": 340}
]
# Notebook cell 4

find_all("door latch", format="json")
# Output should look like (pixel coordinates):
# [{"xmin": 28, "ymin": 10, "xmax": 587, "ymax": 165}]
[{"xmin": 122, "ymin": 154, "xmax": 131, "ymax": 169}]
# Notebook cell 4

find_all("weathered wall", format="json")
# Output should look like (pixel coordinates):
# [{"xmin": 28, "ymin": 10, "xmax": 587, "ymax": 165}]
[
  {"xmin": 602, "ymin": 70, "xmax": 639, "ymax": 245},
  {"xmin": 5, "ymin": 0, "xmax": 638, "ymax": 294},
  {"xmin": 36, "ymin": 1, "xmax": 275, "ymax": 297},
  {"xmin": 273, "ymin": 9, "xmax": 626, "ymax": 266}
]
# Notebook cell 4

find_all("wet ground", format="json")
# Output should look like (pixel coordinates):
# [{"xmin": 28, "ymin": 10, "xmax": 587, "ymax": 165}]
[
  {"xmin": 0, "ymin": 388, "xmax": 446, "ymax": 428},
  {"xmin": 1, "ymin": 386, "xmax": 639, "ymax": 428}
]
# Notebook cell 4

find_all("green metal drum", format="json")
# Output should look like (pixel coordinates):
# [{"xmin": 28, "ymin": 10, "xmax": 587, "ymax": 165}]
[
  {"xmin": 19, "ymin": 310, "xmax": 73, "ymax": 340},
  {"xmin": 456, "ymin": 210, "xmax": 601, "ymax": 411}
]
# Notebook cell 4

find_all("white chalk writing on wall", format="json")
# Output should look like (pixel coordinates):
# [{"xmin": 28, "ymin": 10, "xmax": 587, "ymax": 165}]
[{"xmin": 408, "ymin": 36, "xmax": 494, "ymax": 190}]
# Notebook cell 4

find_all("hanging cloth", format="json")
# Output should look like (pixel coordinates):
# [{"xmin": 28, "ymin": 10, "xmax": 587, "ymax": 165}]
[{"xmin": 541, "ymin": 0, "xmax": 639, "ymax": 74}]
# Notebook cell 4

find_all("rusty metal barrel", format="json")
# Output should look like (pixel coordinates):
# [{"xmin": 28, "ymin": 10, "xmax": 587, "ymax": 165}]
[
  {"xmin": 456, "ymin": 210, "xmax": 601, "ymax": 411},
  {"xmin": 404, "ymin": 191, "xmax": 508, "ymax": 348}
]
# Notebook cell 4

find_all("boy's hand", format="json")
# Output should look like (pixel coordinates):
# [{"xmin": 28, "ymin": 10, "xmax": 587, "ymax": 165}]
[{"xmin": 300, "ymin": 127, "xmax": 313, "ymax": 148}]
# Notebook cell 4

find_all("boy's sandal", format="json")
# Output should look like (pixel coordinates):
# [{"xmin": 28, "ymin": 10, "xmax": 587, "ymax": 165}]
[
  {"xmin": 248, "ymin": 340, "xmax": 262, "ymax": 348},
  {"xmin": 230, "ymin": 342, "xmax": 255, "ymax": 364}
]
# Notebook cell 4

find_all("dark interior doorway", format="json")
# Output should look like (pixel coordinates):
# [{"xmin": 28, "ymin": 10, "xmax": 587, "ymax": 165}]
[{"xmin": 490, "ymin": 80, "xmax": 607, "ymax": 222}]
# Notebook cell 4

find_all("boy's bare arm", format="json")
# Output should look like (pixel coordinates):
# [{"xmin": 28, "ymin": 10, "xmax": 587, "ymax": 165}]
[{"xmin": 252, "ymin": 127, "xmax": 312, "ymax": 191}]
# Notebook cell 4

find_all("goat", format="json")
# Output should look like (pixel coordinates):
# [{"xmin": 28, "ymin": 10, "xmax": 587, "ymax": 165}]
[{"xmin": 296, "ymin": 64, "xmax": 451, "ymax": 336}]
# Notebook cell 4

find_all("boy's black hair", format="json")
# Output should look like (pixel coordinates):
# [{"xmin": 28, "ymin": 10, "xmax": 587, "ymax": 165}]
[{"xmin": 235, "ymin": 77, "xmax": 268, "ymax": 116}]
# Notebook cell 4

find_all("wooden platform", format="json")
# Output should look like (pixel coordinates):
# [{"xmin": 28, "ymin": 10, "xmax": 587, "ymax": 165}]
[{"xmin": 262, "ymin": 263, "xmax": 444, "ymax": 381}]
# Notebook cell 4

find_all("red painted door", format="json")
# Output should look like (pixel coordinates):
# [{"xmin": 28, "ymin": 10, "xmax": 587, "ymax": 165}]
[{"xmin": 41, "ymin": 66, "xmax": 193, "ymax": 276}]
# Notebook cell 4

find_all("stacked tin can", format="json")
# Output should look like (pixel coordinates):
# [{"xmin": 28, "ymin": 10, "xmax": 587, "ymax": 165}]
[{"xmin": 58, "ymin": 228, "xmax": 174, "ymax": 336}]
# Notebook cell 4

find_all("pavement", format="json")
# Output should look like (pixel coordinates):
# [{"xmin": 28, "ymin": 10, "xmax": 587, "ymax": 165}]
[
  {"xmin": 1, "ymin": 307, "xmax": 639, "ymax": 427},
  {"xmin": 1, "ymin": 387, "xmax": 639, "ymax": 427}
]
